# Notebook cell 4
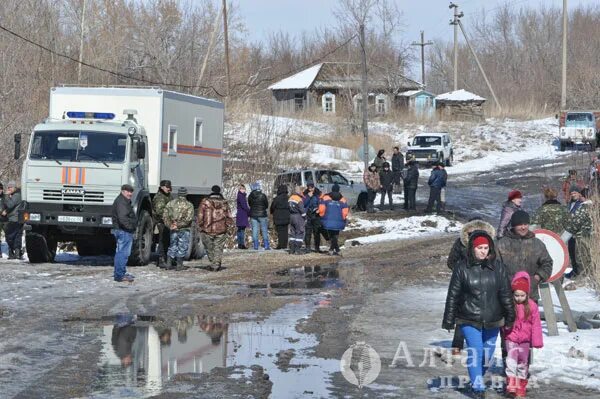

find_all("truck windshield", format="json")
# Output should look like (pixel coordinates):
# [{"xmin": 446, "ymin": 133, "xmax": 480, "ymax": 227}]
[
  {"xmin": 29, "ymin": 131, "xmax": 127, "ymax": 163},
  {"xmin": 413, "ymin": 136, "xmax": 441, "ymax": 147},
  {"xmin": 566, "ymin": 113, "xmax": 593, "ymax": 122}
]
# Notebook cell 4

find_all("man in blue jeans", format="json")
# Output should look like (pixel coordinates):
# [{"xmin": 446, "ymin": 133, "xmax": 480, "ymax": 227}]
[
  {"xmin": 247, "ymin": 181, "xmax": 270, "ymax": 250},
  {"xmin": 111, "ymin": 184, "xmax": 137, "ymax": 282}
]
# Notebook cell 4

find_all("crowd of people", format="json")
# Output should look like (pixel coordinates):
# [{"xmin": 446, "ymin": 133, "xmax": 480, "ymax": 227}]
[
  {"xmin": 362, "ymin": 147, "xmax": 447, "ymax": 213},
  {"xmin": 442, "ymin": 168, "xmax": 595, "ymax": 399}
]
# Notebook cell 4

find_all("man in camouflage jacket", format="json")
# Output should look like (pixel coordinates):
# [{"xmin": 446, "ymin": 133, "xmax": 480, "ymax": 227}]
[
  {"xmin": 163, "ymin": 187, "xmax": 194, "ymax": 270},
  {"xmin": 531, "ymin": 188, "xmax": 569, "ymax": 234},
  {"xmin": 198, "ymin": 185, "xmax": 233, "ymax": 271},
  {"xmin": 152, "ymin": 180, "xmax": 173, "ymax": 268},
  {"xmin": 564, "ymin": 196, "xmax": 593, "ymax": 277}
]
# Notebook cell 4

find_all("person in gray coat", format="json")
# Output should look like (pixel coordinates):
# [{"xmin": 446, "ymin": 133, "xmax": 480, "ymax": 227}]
[
  {"xmin": 2, "ymin": 181, "xmax": 24, "ymax": 259},
  {"xmin": 496, "ymin": 210, "xmax": 553, "ymax": 302}
]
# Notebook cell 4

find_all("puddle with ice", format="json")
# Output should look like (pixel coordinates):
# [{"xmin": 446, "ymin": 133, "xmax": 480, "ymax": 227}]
[{"xmin": 87, "ymin": 299, "xmax": 340, "ymax": 398}]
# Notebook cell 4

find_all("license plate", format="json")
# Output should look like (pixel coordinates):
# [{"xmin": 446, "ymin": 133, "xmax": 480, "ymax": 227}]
[{"xmin": 58, "ymin": 215, "xmax": 83, "ymax": 223}]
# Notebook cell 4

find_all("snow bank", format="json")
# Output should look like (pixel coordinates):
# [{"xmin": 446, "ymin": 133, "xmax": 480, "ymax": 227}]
[{"xmin": 346, "ymin": 215, "xmax": 463, "ymax": 244}]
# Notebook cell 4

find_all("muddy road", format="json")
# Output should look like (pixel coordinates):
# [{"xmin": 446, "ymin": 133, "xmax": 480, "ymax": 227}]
[{"xmin": 1, "ymin": 152, "xmax": 598, "ymax": 398}]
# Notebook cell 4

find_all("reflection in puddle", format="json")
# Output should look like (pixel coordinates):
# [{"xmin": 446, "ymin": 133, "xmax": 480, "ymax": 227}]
[
  {"xmin": 90, "ymin": 300, "xmax": 338, "ymax": 398},
  {"xmin": 251, "ymin": 264, "xmax": 345, "ymax": 291}
]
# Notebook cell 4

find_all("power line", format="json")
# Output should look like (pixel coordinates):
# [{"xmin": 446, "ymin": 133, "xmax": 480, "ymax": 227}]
[
  {"xmin": 0, "ymin": 23, "xmax": 225, "ymax": 96},
  {"xmin": 0, "ymin": 21, "xmax": 356, "ymax": 96}
]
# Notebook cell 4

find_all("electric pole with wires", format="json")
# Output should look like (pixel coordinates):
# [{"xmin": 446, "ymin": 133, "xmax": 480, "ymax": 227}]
[
  {"xmin": 411, "ymin": 31, "xmax": 433, "ymax": 86},
  {"xmin": 449, "ymin": 2, "xmax": 463, "ymax": 91}
]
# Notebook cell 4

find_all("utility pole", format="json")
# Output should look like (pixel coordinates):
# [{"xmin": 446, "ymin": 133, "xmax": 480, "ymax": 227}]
[
  {"xmin": 222, "ymin": 0, "xmax": 231, "ymax": 97},
  {"xmin": 561, "ymin": 0, "xmax": 568, "ymax": 109},
  {"xmin": 360, "ymin": 23, "xmax": 369, "ymax": 172},
  {"xmin": 457, "ymin": 20, "xmax": 502, "ymax": 111},
  {"xmin": 411, "ymin": 31, "xmax": 433, "ymax": 86},
  {"xmin": 449, "ymin": 2, "xmax": 463, "ymax": 91},
  {"xmin": 77, "ymin": 0, "xmax": 87, "ymax": 83}
]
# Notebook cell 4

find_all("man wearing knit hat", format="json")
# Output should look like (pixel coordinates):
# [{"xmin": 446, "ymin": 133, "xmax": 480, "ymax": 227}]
[
  {"xmin": 163, "ymin": 187, "xmax": 194, "ymax": 270},
  {"xmin": 497, "ymin": 189, "xmax": 523, "ymax": 238},
  {"xmin": 198, "ymin": 185, "xmax": 233, "ymax": 271},
  {"xmin": 496, "ymin": 210, "xmax": 553, "ymax": 302}
]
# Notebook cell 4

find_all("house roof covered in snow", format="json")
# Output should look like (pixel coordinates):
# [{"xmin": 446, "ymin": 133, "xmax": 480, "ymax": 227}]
[
  {"xmin": 398, "ymin": 89, "xmax": 436, "ymax": 97},
  {"xmin": 268, "ymin": 64, "xmax": 323, "ymax": 90},
  {"xmin": 435, "ymin": 89, "xmax": 486, "ymax": 103},
  {"xmin": 269, "ymin": 62, "xmax": 422, "ymax": 92}
]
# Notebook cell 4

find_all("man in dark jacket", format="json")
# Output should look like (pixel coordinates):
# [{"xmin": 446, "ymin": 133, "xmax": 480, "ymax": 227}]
[
  {"xmin": 391, "ymin": 146, "xmax": 404, "ymax": 194},
  {"xmin": 152, "ymin": 180, "xmax": 172, "ymax": 268},
  {"xmin": 403, "ymin": 158, "xmax": 419, "ymax": 211},
  {"xmin": 379, "ymin": 162, "xmax": 394, "ymax": 210},
  {"xmin": 496, "ymin": 210, "xmax": 553, "ymax": 302},
  {"xmin": 303, "ymin": 183, "xmax": 325, "ymax": 252},
  {"xmin": 248, "ymin": 181, "xmax": 270, "ymax": 250},
  {"xmin": 3, "ymin": 181, "xmax": 24, "ymax": 259},
  {"xmin": 425, "ymin": 162, "xmax": 445, "ymax": 214},
  {"xmin": 0, "ymin": 182, "xmax": 7, "ymax": 255},
  {"xmin": 236, "ymin": 184, "xmax": 250, "ymax": 249},
  {"xmin": 112, "ymin": 184, "xmax": 137, "ymax": 282},
  {"xmin": 270, "ymin": 185, "xmax": 290, "ymax": 250}
]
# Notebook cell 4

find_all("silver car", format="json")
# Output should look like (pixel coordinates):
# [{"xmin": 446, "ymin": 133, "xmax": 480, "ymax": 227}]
[{"xmin": 273, "ymin": 169, "xmax": 367, "ymax": 210}]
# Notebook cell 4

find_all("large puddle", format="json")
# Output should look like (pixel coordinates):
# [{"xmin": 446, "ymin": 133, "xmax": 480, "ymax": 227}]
[{"xmin": 86, "ymin": 265, "xmax": 350, "ymax": 398}]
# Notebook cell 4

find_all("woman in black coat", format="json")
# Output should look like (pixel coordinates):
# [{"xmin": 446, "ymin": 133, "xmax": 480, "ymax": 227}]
[
  {"xmin": 270, "ymin": 185, "xmax": 291, "ymax": 249},
  {"xmin": 442, "ymin": 230, "xmax": 515, "ymax": 398}
]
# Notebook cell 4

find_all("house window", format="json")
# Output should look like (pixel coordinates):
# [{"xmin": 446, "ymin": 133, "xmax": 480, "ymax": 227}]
[
  {"xmin": 322, "ymin": 92, "xmax": 336, "ymax": 113},
  {"xmin": 194, "ymin": 118, "xmax": 203, "ymax": 147},
  {"xmin": 294, "ymin": 93, "xmax": 305, "ymax": 111},
  {"xmin": 168, "ymin": 125, "xmax": 177, "ymax": 155},
  {"xmin": 376, "ymin": 94, "xmax": 387, "ymax": 114}
]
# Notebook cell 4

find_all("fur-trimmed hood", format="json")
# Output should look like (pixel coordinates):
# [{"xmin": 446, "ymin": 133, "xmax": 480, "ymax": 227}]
[{"xmin": 460, "ymin": 219, "xmax": 496, "ymax": 246}]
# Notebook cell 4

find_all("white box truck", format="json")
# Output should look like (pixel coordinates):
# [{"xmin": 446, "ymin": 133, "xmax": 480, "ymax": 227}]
[{"xmin": 16, "ymin": 86, "xmax": 224, "ymax": 264}]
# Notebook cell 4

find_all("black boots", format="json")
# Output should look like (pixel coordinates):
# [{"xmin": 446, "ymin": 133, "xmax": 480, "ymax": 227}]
[
  {"xmin": 8, "ymin": 249, "xmax": 22, "ymax": 260},
  {"xmin": 166, "ymin": 256, "xmax": 175, "ymax": 270}
]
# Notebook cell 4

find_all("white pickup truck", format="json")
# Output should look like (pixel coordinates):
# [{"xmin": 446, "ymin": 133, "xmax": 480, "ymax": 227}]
[{"xmin": 406, "ymin": 133, "xmax": 453, "ymax": 166}]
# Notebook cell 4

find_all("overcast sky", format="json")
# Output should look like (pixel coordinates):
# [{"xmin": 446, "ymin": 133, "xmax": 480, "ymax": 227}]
[{"xmin": 236, "ymin": 0, "xmax": 596, "ymax": 80}]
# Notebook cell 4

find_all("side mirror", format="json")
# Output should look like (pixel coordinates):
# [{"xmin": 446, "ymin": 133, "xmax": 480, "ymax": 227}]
[
  {"xmin": 14, "ymin": 133, "xmax": 21, "ymax": 160},
  {"xmin": 407, "ymin": 141, "xmax": 411, "ymax": 147},
  {"xmin": 350, "ymin": 180, "xmax": 354, "ymax": 185},
  {"xmin": 137, "ymin": 141, "xmax": 146, "ymax": 159}
]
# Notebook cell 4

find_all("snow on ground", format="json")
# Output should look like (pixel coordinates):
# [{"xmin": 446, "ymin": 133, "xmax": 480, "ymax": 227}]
[
  {"xmin": 226, "ymin": 114, "xmax": 562, "ymax": 177},
  {"xmin": 346, "ymin": 215, "xmax": 463, "ymax": 245},
  {"xmin": 532, "ymin": 287, "xmax": 600, "ymax": 390}
]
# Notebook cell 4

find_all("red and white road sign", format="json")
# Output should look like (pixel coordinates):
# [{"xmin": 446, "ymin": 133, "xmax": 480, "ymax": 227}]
[{"xmin": 534, "ymin": 229, "xmax": 570, "ymax": 282}]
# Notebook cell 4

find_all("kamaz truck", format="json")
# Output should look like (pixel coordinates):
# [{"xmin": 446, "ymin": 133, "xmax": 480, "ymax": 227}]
[
  {"xmin": 558, "ymin": 111, "xmax": 600, "ymax": 151},
  {"xmin": 16, "ymin": 86, "xmax": 224, "ymax": 264}
]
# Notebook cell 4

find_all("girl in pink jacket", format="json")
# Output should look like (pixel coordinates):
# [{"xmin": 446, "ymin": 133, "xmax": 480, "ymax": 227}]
[{"xmin": 503, "ymin": 271, "xmax": 544, "ymax": 398}]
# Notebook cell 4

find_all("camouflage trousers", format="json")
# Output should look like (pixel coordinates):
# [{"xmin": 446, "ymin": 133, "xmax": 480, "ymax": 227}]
[
  {"xmin": 201, "ymin": 232, "xmax": 227, "ymax": 266},
  {"xmin": 167, "ymin": 229, "xmax": 190, "ymax": 259}
]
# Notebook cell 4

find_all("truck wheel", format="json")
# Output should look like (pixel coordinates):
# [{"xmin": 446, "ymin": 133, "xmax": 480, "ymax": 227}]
[
  {"xmin": 559, "ymin": 141, "xmax": 566, "ymax": 152},
  {"xmin": 76, "ymin": 241, "xmax": 99, "ymax": 257},
  {"xmin": 438, "ymin": 154, "xmax": 444, "ymax": 165},
  {"xmin": 446, "ymin": 153, "xmax": 453, "ymax": 167},
  {"xmin": 129, "ymin": 210, "xmax": 152, "ymax": 266},
  {"xmin": 185, "ymin": 223, "xmax": 197, "ymax": 261},
  {"xmin": 26, "ymin": 232, "xmax": 56, "ymax": 263}
]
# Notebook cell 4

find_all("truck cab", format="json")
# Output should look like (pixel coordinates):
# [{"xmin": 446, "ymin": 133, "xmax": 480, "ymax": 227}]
[
  {"xmin": 406, "ymin": 133, "xmax": 453, "ymax": 166},
  {"xmin": 19, "ymin": 111, "xmax": 152, "ymax": 263},
  {"xmin": 558, "ymin": 111, "xmax": 600, "ymax": 151}
]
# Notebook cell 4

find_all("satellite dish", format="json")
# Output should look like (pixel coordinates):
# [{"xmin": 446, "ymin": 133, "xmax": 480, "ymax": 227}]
[
  {"xmin": 534, "ymin": 229, "xmax": 569, "ymax": 282},
  {"xmin": 356, "ymin": 143, "xmax": 376, "ymax": 162}
]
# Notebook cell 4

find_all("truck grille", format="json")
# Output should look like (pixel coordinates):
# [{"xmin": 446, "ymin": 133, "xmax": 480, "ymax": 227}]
[{"xmin": 43, "ymin": 189, "xmax": 104, "ymax": 203}]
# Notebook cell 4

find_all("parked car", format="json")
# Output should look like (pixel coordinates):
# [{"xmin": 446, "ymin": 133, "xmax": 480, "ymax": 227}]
[
  {"xmin": 406, "ymin": 132, "xmax": 453, "ymax": 166},
  {"xmin": 273, "ymin": 169, "xmax": 367, "ymax": 210}
]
